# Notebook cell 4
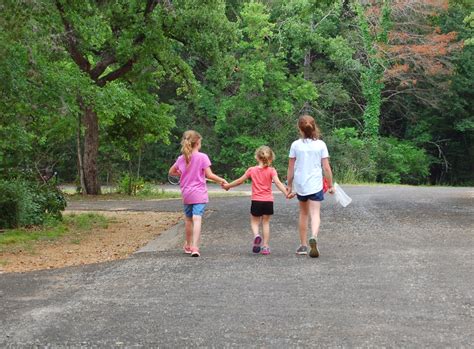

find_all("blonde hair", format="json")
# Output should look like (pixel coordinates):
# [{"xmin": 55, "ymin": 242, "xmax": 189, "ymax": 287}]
[
  {"xmin": 255, "ymin": 145, "xmax": 275, "ymax": 167},
  {"xmin": 181, "ymin": 130, "xmax": 202, "ymax": 164},
  {"xmin": 298, "ymin": 115, "xmax": 321, "ymax": 140}
]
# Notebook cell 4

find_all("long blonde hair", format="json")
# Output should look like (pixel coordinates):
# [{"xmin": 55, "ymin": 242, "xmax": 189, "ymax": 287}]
[
  {"xmin": 255, "ymin": 145, "xmax": 275, "ymax": 167},
  {"xmin": 298, "ymin": 115, "xmax": 321, "ymax": 140},
  {"xmin": 181, "ymin": 130, "xmax": 202, "ymax": 164}
]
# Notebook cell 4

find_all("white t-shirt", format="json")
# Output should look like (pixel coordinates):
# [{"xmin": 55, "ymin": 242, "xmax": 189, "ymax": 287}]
[{"xmin": 289, "ymin": 138, "xmax": 329, "ymax": 196}]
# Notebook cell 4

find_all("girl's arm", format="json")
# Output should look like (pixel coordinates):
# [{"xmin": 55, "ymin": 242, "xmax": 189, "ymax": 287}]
[
  {"xmin": 272, "ymin": 174, "xmax": 288, "ymax": 196},
  {"xmin": 168, "ymin": 164, "xmax": 181, "ymax": 177},
  {"xmin": 287, "ymin": 157, "xmax": 296, "ymax": 193},
  {"xmin": 222, "ymin": 174, "xmax": 248, "ymax": 190},
  {"xmin": 205, "ymin": 167, "xmax": 227, "ymax": 184},
  {"xmin": 322, "ymin": 157, "xmax": 335, "ymax": 194}
]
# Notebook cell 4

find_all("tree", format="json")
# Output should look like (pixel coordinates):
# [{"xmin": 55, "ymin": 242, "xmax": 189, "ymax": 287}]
[
  {"xmin": 212, "ymin": 1, "xmax": 317, "ymax": 175},
  {"xmin": 44, "ymin": 0, "xmax": 234, "ymax": 194}
]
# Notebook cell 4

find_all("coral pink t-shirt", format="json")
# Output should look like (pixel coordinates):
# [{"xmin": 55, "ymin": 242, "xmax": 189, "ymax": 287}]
[
  {"xmin": 173, "ymin": 152, "xmax": 211, "ymax": 204},
  {"xmin": 245, "ymin": 166, "xmax": 277, "ymax": 202}
]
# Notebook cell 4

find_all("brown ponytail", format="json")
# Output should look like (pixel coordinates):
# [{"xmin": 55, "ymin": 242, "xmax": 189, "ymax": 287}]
[
  {"xmin": 298, "ymin": 115, "xmax": 321, "ymax": 140},
  {"xmin": 181, "ymin": 130, "xmax": 202, "ymax": 164}
]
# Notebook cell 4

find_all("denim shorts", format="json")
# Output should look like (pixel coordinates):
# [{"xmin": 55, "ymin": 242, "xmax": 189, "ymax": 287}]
[
  {"xmin": 183, "ymin": 203, "xmax": 207, "ymax": 218},
  {"xmin": 296, "ymin": 189, "xmax": 324, "ymax": 202}
]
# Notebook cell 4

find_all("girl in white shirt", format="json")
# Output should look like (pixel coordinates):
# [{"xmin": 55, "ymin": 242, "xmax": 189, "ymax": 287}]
[{"xmin": 287, "ymin": 115, "xmax": 335, "ymax": 258}]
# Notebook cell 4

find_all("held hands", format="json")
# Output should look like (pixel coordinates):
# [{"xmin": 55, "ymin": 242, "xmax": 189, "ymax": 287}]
[
  {"xmin": 221, "ymin": 180, "xmax": 230, "ymax": 191},
  {"xmin": 286, "ymin": 187, "xmax": 296, "ymax": 199}
]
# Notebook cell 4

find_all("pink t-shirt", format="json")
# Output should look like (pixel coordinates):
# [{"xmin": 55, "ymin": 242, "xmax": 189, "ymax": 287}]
[
  {"xmin": 245, "ymin": 166, "xmax": 277, "ymax": 202},
  {"xmin": 174, "ymin": 152, "xmax": 211, "ymax": 204}
]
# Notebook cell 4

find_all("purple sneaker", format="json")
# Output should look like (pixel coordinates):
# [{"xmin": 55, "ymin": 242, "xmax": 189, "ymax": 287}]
[{"xmin": 252, "ymin": 235, "xmax": 262, "ymax": 253}]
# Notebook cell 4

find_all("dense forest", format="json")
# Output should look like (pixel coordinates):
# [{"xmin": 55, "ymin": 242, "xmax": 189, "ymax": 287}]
[{"xmin": 1, "ymin": 0, "xmax": 473, "ymax": 199}]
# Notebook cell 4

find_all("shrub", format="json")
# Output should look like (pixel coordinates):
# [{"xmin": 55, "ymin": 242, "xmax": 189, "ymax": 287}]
[
  {"xmin": 0, "ymin": 181, "xmax": 20, "ymax": 228},
  {"xmin": 376, "ymin": 138, "xmax": 431, "ymax": 184},
  {"xmin": 325, "ymin": 127, "xmax": 377, "ymax": 183},
  {"xmin": 116, "ymin": 173, "xmax": 145, "ymax": 195},
  {"xmin": 0, "ymin": 179, "xmax": 67, "ymax": 229}
]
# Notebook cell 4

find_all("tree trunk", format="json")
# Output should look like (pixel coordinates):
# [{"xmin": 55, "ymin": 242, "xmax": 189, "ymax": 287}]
[
  {"xmin": 82, "ymin": 104, "xmax": 101, "ymax": 195},
  {"xmin": 302, "ymin": 49, "xmax": 312, "ymax": 115},
  {"xmin": 76, "ymin": 113, "xmax": 86, "ymax": 194}
]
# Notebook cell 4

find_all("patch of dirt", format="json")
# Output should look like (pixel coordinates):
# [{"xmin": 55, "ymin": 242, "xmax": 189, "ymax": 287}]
[{"xmin": 0, "ymin": 211, "xmax": 182, "ymax": 274}]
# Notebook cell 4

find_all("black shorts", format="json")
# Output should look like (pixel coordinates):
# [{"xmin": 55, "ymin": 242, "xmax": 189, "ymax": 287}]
[{"xmin": 250, "ymin": 201, "xmax": 274, "ymax": 216}]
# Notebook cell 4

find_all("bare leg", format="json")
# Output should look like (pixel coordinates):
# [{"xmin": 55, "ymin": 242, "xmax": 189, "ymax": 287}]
[
  {"xmin": 308, "ymin": 200, "xmax": 321, "ymax": 238},
  {"xmin": 192, "ymin": 215, "xmax": 202, "ymax": 248},
  {"xmin": 184, "ymin": 216, "xmax": 193, "ymax": 247},
  {"xmin": 250, "ymin": 215, "xmax": 261, "ymax": 237},
  {"xmin": 262, "ymin": 215, "xmax": 271, "ymax": 247},
  {"xmin": 299, "ymin": 200, "xmax": 309, "ymax": 246}
]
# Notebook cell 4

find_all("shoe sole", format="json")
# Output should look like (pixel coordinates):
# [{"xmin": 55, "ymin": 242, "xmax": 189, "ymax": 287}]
[
  {"xmin": 253, "ymin": 235, "xmax": 262, "ymax": 253},
  {"xmin": 191, "ymin": 252, "xmax": 200, "ymax": 257},
  {"xmin": 296, "ymin": 251, "xmax": 307, "ymax": 255},
  {"xmin": 309, "ymin": 238, "xmax": 319, "ymax": 258}
]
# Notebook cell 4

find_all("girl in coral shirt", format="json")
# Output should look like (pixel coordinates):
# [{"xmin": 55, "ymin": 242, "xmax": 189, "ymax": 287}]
[{"xmin": 223, "ymin": 146, "xmax": 287, "ymax": 255}]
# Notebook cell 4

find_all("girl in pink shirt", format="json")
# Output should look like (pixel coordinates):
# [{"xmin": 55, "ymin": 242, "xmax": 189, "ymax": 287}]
[
  {"xmin": 223, "ymin": 146, "xmax": 287, "ymax": 255},
  {"xmin": 169, "ymin": 130, "xmax": 227, "ymax": 257}
]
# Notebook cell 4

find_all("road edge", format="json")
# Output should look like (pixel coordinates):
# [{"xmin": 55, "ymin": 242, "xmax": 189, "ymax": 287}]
[{"xmin": 134, "ymin": 221, "xmax": 184, "ymax": 254}]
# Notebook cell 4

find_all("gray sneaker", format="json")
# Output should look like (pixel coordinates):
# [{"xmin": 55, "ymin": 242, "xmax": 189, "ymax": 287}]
[
  {"xmin": 296, "ymin": 245, "xmax": 308, "ymax": 255},
  {"xmin": 309, "ymin": 237, "xmax": 319, "ymax": 258}
]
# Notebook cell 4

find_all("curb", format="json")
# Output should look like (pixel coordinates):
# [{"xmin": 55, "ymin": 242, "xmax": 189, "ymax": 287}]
[{"xmin": 135, "ymin": 221, "xmax": 184, "ymax": 254}]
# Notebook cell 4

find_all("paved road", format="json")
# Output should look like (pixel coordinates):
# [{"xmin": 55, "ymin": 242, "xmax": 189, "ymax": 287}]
[{"xmin": 1, "ymin": 185, "xmax": 473, "ymax": 347}]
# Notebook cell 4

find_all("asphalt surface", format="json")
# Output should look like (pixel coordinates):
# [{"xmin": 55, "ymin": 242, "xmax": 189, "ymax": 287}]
[{"xmin": 1, "ymin": 185, "xmax": 473, "ymax": 347}]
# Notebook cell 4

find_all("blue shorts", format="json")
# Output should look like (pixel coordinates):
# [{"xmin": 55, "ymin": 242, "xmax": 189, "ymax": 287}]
[
  {"xmin": 183, "ymin": 203, "xmax": 207, "ymax": 218},
  {"xmin": 297, "ymin": 189, "xmax": 324, "ymax": 202}
]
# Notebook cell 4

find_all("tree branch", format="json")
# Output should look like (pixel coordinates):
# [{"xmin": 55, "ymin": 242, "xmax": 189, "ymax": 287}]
[
  {"xmin": 97, "ymin": 59, "xmax": 135, "ymax": 86},
  {"xmin": 55, "ymin": 0, "xmax": 91, "ymax": 73},
  {"xmin": 90, "ymin": 52, "xmax": 117, "ymax": 80},
  {"xmin": 145, "ymin": 0, "xmax": 160, "ymax": 17}
]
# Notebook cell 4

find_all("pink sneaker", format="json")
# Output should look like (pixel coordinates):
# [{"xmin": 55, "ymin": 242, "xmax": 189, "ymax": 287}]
[
  {"xmin": 261, "ymin": 246, "xmax": 271, "ymax": 255},
  {"xmin": 190, "ymin": 247, "xmax": 200, "ymax": 257},
  {"xmin": 183, "ymin": 245, "xmax": 192, "ymax": 254},
  {"xmin": 252, "ymin": 235, "xmax": 262, "ymax": 253}
]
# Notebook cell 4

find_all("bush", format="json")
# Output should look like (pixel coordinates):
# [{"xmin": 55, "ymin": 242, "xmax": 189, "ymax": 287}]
[
  {"xmin": 376, "ymin": 138, "xmax": 431, "ymax": 184},
  {"xmin": 325, "ymin": 129, "xmax": 431, "ymax": 185},
  {"xmin": 0, "ymin": 181, "xmax": 20, "ymax": 228},
  {"xmin": 325, "ymin": 128, "xmax": 377, "ymax": 183},
  {"xmin": 116, "ymin": 173, "xmax": 145, "ymax": 195},
  {"xmin": 0, "ymin": 179, "xmax": 67, "ymax": 229}
]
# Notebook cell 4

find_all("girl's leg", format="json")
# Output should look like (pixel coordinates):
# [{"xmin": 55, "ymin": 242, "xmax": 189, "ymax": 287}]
[
  {"xmin": 308, "ymin": 200, "xmax": 321, "ymax": 238},
  {"xmin": 250, "ymin": 215, "xmax": 261, "ymax": 237},
  {"xmin": 192, "ymin": 215, "xmax": 202, "ymax": 248},
  {"xmin": 262, "ymin": 215, "xmax": 271, "ymax": 247},
  {"xmin": 184, "ymin": 216, "xmax": 193, "ymax": 247},
  {"xmin": 298, "ymin": 201, "xmax": 309, "ymax": 245}
]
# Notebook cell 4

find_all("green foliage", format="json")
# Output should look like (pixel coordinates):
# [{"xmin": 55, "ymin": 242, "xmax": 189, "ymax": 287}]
[
  {"xmin": 1, "ymin": 0, "xmax": 472, "ymax": 187},
  {"xmin": 376, "ymin": 138, "xmax": 430, "ymax": 184},
  {"xmin": 0, "ymin": 180, "xmax": 67, "ymax": 229},
  {"xmin": 326, "ymin": 129, "xmax": 430, "ymax": 185},
  {"xmin": 210, "ymin": 1, "xmax": 317, "ymax": 177},
  {"xmin": 325, "ymin": 128, "xmax": 377, "ymax": 183},
  {"xmin": 116, "ymin": 173, "xmax": 145, "ymax": 196},
  {"xmin": 464, "ymin": 12, "xmax": 474, "ymax": 46},
  {"xmin": 0, "ymin": 213, "xmax": 108, "ymax": 249}
]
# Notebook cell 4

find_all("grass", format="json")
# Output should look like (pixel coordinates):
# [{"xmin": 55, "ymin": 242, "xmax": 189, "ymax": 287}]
[
  {"xmin": 64, "ymin": 186, "xmax": 249, "ymax": 201},
  {"xmin": 0, "ymin": 213, "xmax": 108, "ymax": 252},
  {"xmin": 65, "ymin": 189, "xmax": 182, "ymax": 201}
]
